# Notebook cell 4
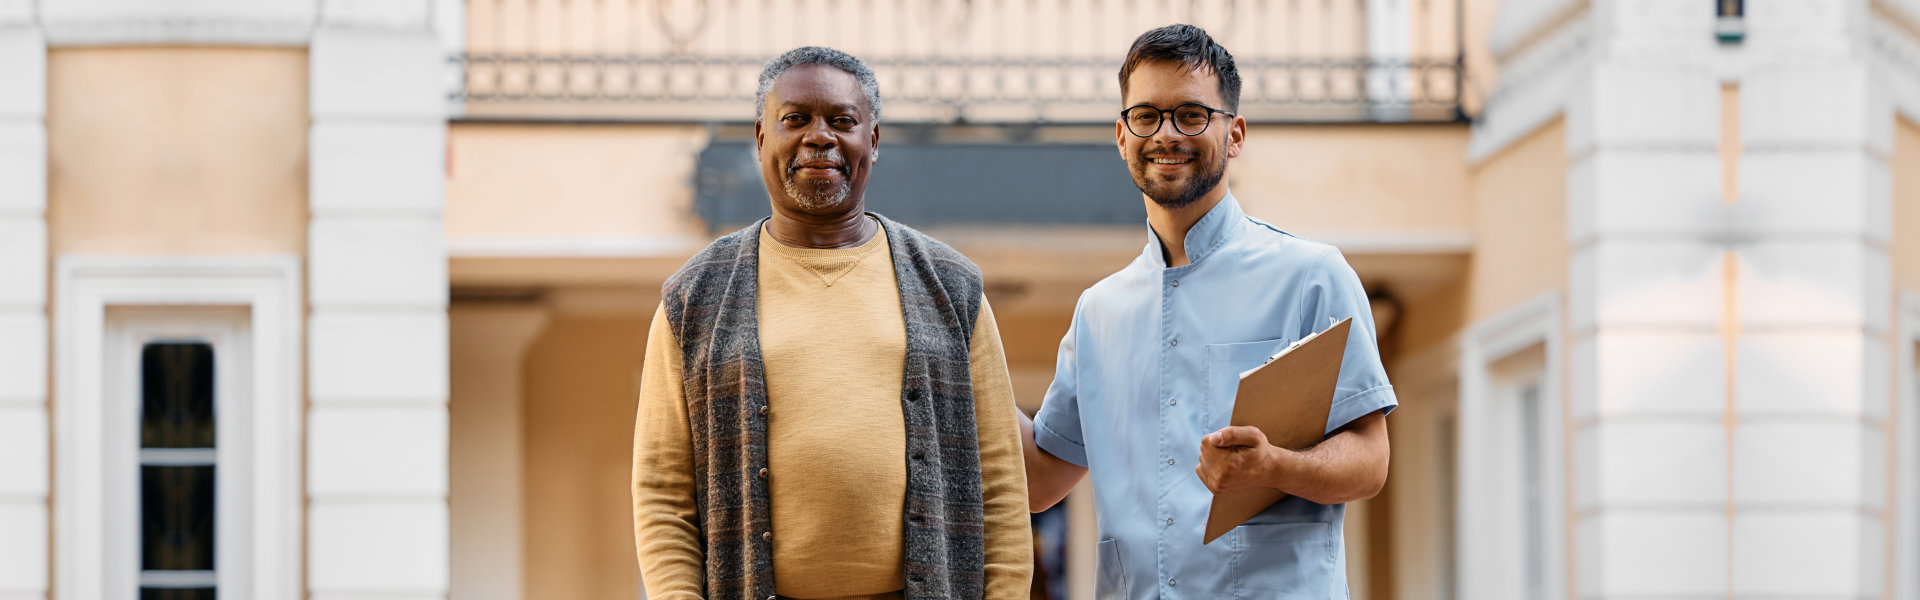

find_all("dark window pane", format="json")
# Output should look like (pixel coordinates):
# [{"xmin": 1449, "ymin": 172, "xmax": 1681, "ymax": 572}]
[
  {"xmin": 142, "ymin": 343, "xmax": 214, "ymax": 449},
  {"xmin": 141, "ymin": 589, "xmax": 215, "ymax": 600},
  {"xmin": 141, "ymin": 466, "xmax": 214, "ymax": 571}
]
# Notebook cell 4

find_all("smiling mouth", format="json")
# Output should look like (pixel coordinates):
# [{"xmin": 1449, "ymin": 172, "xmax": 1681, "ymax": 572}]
[
  {"xmin": 789, "ymin": 163, "xmax": 846, "ymax": 176},
  {"xmin": 1150, "ymin": 158, "xmax": 1191, "ymax": 165}
]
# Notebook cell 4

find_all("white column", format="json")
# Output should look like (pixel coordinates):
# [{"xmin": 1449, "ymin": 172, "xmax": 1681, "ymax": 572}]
[
  {"xmin": 449, "ymin": 305, "xmax": 548, "ymax": 600},
  {"xmin": 1564, "ymin": 1, "xmax": 1893, "ymax": 598},
  {"xmin": 306, "ymin": 1, "xmax": 452, "ymax": 598},
  {"xmin": 1566, "ymin": 3, "xmax": 1730, "ymax": 599},
  {"xmin": 0, "ymin": 4, "xmax": 45, "ymax": 600},
  {"xmin": 1729, "ymin": 2, "xmax": 1888, "ymax": 596},
  {"xmin": 1366, "ymin": 0, "xmax": 1411, "ymax": 121}
]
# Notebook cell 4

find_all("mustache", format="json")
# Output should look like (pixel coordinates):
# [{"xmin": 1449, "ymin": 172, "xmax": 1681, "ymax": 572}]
[
  {"xmin": 786, "ymin": 149, "xmax": 848, "ymax": 176},
  {"xmin": 1138, "ymin": 146, "xmax": 1198, "ymax": 160}
]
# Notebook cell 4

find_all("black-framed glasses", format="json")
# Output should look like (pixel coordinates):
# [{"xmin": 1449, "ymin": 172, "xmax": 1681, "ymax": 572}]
[{"xmin": 1121, "ymin": 102, "xmax": 1236, "ymax": 137}]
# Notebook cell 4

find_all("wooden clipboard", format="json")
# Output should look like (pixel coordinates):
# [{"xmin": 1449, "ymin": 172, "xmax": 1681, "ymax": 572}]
[{"xmin": 1202, "ymin": 317, "xmax": 1351, "ymax": 544}]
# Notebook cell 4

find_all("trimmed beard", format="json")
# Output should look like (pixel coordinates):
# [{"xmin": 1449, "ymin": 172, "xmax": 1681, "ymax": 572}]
[
  {"xmin": 1133, "ymin": 151, "xmax": 1225, "ymax": 209},
  {"xmin": 782, "ymin": 148, "xmax": 853, "ymax": 212},
  {"xmin": 782, "ymin": 172, "xmax": 851, "ymax": 212}
]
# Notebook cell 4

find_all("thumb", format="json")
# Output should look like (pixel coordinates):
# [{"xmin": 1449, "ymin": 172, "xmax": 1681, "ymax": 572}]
[{"xmin": 1211, "ymin": 426, "xmax": 1267, "ymax": 448}]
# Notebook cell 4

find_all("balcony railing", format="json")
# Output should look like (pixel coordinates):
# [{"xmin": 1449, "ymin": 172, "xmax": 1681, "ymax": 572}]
[{"xmin": 450, "ymin": 0, "xmax": 1467, "ymax": 124}]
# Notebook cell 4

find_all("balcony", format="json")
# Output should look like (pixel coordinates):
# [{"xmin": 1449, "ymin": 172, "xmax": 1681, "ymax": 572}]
[{"xmin": 449, "ymin": 0, "xmax": 1468, "ymax": 124}]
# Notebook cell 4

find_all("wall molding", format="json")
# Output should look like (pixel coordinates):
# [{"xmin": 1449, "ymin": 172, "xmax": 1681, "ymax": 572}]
[
  {"xmin": 1872, "ymin": 5, "xmax": 1920, "ymax": 128},
  {"xmin": 1469, "ymin": 7, "xmax": 1593, "ymax": 163}
]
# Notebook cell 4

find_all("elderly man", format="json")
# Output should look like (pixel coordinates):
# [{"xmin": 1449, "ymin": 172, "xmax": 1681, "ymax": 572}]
[
  {"xmin": 632, "ymin": 47, "xmax": 1032, "ymax": 600},
  {"xmin": 1017, "ymin": 25, "xmax": 1396, "ymax": 599}
]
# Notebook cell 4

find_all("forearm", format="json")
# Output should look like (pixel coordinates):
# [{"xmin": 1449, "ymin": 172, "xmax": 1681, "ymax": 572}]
[
  {"xmin": 1261, "ymin": 412, "xmax": 1389, "ymax": 505},
  {"xmin": 632, "ymin": 411, "xmax": 707, "ymax": 597},
  {"xmin": 633, "ymin": 305, "xmax": 707, "ymax": 598},
  {"xmin": 1017, "ymin": 407, "xmax": 1086, "ymax": 512},
  {"xmin": 966, "ymin": 300, "xmax": 1035, "ymax": 598},
  {"xmin": 979, "ymin": 407, "xmax": 1034, "ymax": 599},
  {"xmin": 632, "ymin": 482, "xmax": 706, "ymax": 599}
]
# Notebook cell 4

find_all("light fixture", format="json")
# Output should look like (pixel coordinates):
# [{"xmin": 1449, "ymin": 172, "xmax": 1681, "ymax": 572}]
[{"xmin": 1717, "ymin": 0, "xmax": 1745, "ymax": 44}]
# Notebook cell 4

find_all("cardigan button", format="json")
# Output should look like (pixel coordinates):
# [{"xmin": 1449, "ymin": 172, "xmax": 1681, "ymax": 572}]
[
  {"xmin": 762, "ymin": 531, "xmax": 772, "ymax": 542},
  {"xmin": 759, "ymin": 405, "xmax": 769, "ymax": 416},
  {"xmin": 758, "ymin": 468, "xmax": 769, "ymax": 479}
]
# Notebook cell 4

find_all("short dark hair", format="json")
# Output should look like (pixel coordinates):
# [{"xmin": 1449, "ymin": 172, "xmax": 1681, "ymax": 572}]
[
  {"xmin": 1118, "ymin": 24, "xmax": 1241, "ymax": 113},
  {"xmin": 756, "ymin": 46, "xmax": 884, "ymax": 122}
]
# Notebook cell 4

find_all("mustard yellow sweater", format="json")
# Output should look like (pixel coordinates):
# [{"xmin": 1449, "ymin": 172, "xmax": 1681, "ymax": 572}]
[{"xmin": 633, "ymin": 223, "xmax": 1032, "ymax": 599}]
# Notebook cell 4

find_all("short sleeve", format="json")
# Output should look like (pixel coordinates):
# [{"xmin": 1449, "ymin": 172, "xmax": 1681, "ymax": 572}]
[
  {"xmin": 1032, "ymin": 294, "xmax": 1090, "ymax": 467},
  {"xmin": 1309, "ymin": 247, "xmax": 1399, "ymax": 434}
]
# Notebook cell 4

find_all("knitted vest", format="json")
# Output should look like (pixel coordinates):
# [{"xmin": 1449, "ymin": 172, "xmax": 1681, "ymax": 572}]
[{"xmin": 661, "ymin": 214, "xmax": 987, "ymax": 600}]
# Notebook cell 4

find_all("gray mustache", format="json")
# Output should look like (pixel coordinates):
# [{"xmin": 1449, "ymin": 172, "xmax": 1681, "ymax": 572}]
[{"xmin": 787, "ymin": 149, "xmax": 848, "ymax": 175}]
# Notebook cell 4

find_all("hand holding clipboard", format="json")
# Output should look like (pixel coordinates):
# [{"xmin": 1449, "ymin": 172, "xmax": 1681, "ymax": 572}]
[{"xmin": 1201, "ymin": 317, "xmax": 1351, "ymax": 544}]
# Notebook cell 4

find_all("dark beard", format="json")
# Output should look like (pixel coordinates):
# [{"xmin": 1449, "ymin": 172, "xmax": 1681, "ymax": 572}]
[{"xmin": 1133, "ymin": 153, "xmax": 1225, "ymax": 209}]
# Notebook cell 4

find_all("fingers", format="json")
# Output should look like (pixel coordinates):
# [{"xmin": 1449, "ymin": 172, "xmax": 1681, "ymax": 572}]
[
  {"xmin": 1194, "ymin": 465, "xmax": 1220, "ymax": 494},
  {"xmin": 1210, "ymin": 425, "xmax": 1267, "ymax": 448}
]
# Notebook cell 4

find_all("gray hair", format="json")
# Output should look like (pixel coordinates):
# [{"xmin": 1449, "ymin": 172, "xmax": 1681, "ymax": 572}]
[{"xmin": 755, "ymin": 46, "xmax": 883, "ymax": 122}]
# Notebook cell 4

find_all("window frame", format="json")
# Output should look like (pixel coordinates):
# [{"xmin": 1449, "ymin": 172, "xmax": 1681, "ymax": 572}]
[
  {"xmin": 55, "ymin": 257, "xmax": 302, "ymax": 600},
  {"xmin": 1895, "ymin": 291, "xmax": 1920, "ymax": 600},
  {"xmin": 1456, "ymin": 292, "xmax": 1567, "ymax": 600},
  {"xmin": 109, "ymin": 312, "xmax": 248, "ymax": 597}
]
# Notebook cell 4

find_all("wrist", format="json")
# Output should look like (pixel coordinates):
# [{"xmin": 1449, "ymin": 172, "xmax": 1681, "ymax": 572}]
[{"xmin": 1258, "ymin": 444, "xmax": 1292, "ymax": 490}]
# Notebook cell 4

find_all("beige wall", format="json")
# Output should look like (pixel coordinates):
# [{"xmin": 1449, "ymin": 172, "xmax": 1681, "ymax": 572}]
[
  {"xmin": 1893, "ymin": 117, "xmax": 1920, "ymax": 294},
  {"xmin": 1234, "ymin": 125, "xmax": 1472, "ymax": 234},
  {"xmin": 1367, "ymin": 119, "xmax": 1556, "ymax": 365},
  {"xmin": 47, "ymin": 47, "xmax": 308, "ymax": 255},
  {"xmin": 447, "ymin": 123, "xmax": 709, "ymax": 243},
  {"xmin": 522, "ymin": 307, "xmax": 653, "ymax": 599},
  {"xmin": 1464, "ymin": 118, "xmax": 1568, "ymax": 322}
]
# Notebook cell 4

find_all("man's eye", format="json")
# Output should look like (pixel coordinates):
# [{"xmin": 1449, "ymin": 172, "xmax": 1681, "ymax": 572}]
[
  {"xmin": 832, "ymin": 117, "xmax": 857, "ymax": 127},
  {"xmin": 782, "ymin": 114, "xmax": 807, "ymax": 125}
]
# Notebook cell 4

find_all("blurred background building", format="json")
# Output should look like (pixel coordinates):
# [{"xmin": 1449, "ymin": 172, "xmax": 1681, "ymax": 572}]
[{"xmin": 1, "ymin": 0, "xmax": 1919, "ymax": 598}]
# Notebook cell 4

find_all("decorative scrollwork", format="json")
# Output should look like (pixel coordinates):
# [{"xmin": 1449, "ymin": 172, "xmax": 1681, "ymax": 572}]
[{"xmin": 654, "ymin": 0, "xmax": 711, "ymax": 52}]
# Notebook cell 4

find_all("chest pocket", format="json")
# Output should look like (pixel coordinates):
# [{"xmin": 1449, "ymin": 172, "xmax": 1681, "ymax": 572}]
[{"xmin": 1203, "ymin": 338, "xmax": 1291, "ymax": 433}]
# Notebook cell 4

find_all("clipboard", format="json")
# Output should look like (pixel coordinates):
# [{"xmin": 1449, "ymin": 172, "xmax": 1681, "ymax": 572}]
[{"xmin": 1202, "ymin": 317, "xmax": 1351, "ymax": 545}]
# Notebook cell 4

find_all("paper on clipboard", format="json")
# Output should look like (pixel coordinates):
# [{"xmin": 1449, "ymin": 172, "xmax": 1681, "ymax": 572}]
[{"xmin": 1202, "ymin": 317, "xmax": 1351, "ymax": 545}]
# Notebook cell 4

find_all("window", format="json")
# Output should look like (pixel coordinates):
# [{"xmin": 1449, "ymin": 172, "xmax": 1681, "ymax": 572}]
[
  {"xmin": 100, "ymin": 308, "xmax": 250, "ymax": 600},
  {"xmin": 139, "ymin": 342, "xmax": 218, "ymax": 600},
  {"xmin": 1514, "ymin": 383, "xmax": 1545, "ymax": 600},
  {"xmin": 55, "ymin": 257, "xmax": 302, "ymax": 600}
]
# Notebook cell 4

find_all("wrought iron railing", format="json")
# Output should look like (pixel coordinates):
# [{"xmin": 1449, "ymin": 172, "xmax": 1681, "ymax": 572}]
[{"xmin": 450, "ymin": 0, "xmax": 1466, "ymax": 124}]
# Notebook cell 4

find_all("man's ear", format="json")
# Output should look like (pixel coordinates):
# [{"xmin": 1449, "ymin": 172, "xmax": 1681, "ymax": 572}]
[
  {"xmin": 1114, "ymin": 119, "xmax": 1128, "ymax": 159},
  {"xmin": 1225, "ymin": 114, "xmax": 1246, "ymax": 159},
  {"xmin": 870, "ymin": 124, "xmax": 880, "ymax": 164},
  {"xmin": 753, "ymin": 118, "xmax": 765, "ymax": 162}
]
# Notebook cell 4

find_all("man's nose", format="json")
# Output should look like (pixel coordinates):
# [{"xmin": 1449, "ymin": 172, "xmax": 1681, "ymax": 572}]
[
  {"xmin": 801, "ymin": 121, "xmax": 836, "ymax": 147},
  {"xmin": 1150, "ymin": 115, "xmax": 1186, "ymax": 146}
]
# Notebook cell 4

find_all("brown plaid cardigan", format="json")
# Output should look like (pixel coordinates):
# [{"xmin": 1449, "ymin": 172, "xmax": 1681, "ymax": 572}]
[{"xmin": 661, "ymin": 214, "xmax": 989, "ymax": 600}]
